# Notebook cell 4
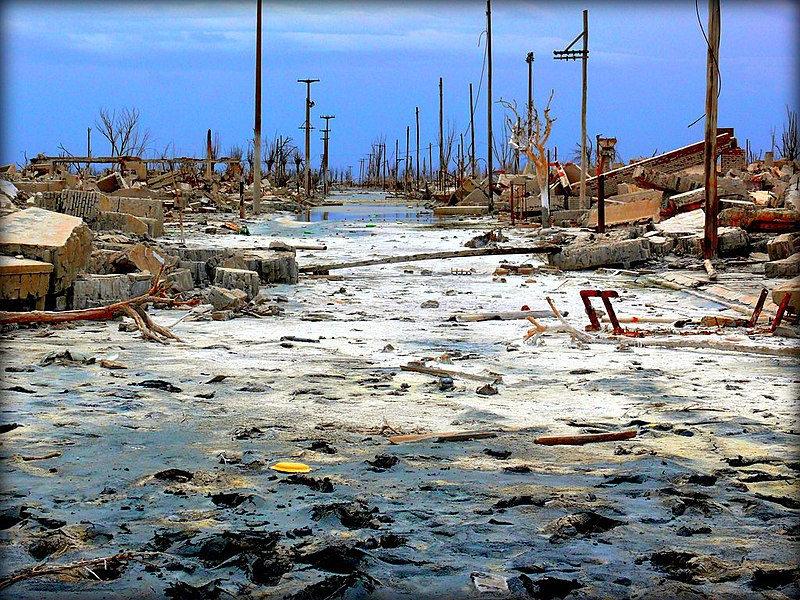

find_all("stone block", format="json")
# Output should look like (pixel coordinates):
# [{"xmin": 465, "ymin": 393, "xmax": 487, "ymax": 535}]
[
  {"xmin": 72, "ymin": 272, "xmax": 153, "ymax": 309},
  {"xmin": 718, "ymin": 227, "xmax": 749, "ymax": 256},
  {"xmin": 764, "ymin": 252, "xmax": 800, "ymax": 279},
  {"xmin": 98, "ymin": 195, "xmax": 164, "ymax": 221},
  {"xmin": 548, "ymin": 238, "xmax": 651, "ymax": 270},
  {"xmin": 633, "ymin": 166, "xmax": 702, "ymax": 194},
  {"xmin": 0, "ymin": 207, "xmax": 92, "ymax": 294},
  {"xmin": 0, "ymin": 256, "xmax": 53, "ymax": 310},
  {"xmin": 206, "ymin": 285, "xmax": 248, "ymax": 311},
  {"xmin": 165, "ymin": 268, "xmax": 194, "ymax": 293},
  {"xmin": 240, "ymin": 250, "xmax": 299, "ymax": 284},
  {"xmin": 14, "ymin": 180, "xmax": 66, "ymax": 194},
  {"xmin": 767, "ymin": 232, "xmax": 800, "ymax": 261},
  {"xmin": 91, "ymin": 211, "xmax": 149, "ymax": 236},
  {"xmin": 178, "ymin": 260, "xmax": 209, "ymax": 286},
  {"xmin": 214, "ymin": 267, "xmax": 260, "ymax": 299},
  {"xmin": 772, "ymin": 275, "xmax": 800, "ymax": 312},
  {"xmin": 588, "ymin": 197, "xmax": 661, "ymax": 227}
]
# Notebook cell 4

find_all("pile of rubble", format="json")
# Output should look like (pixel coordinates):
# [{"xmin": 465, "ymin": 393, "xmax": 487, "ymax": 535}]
[{"xmin": 0, "ymin": 156, "xmax": 301, "ymax": 318}]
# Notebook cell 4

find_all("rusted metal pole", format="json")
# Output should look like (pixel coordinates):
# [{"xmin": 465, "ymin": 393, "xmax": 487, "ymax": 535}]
[
  {"xmin": 703, "ymin": 0, "xmax": 721, "ymax": 259},
  {"xmin": 253, "ymin": 0, "xmax": 262, "ymax": 214},
  {"xmin": 486, "ymin": 0, "xmax": 494, "ymax": 212}
]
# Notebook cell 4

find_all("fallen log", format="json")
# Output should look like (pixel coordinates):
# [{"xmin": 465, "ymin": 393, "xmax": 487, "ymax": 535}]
[
  {"xmin": 300, "ymin": 245, "xmax": 560, "ymax": 274},
  {"xmin": 389, "ymin": 430, "xmax": 498, "ymax": 444},
  {"xmin": 703, "ymin": 259, "xmax": 717, "ymax": 281},
  {"xmin": 400, "ymin": 363, "xmax": 501, "ymax": 383},
  {"xmin": 451, "ymin": 309, "xmax": 559, "ymax": 322},
  {"xmin": 534, "ymin": 430, "xmax": 637, "ymax": 445},
  {"xmin": 0, "ymin": 271, "xmax": 182, "ymax": 343}
]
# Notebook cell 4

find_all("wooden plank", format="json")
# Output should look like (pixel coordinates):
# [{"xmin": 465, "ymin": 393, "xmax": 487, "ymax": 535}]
[
  {"xmin": 534, "ymin": 430, "xmax": 637, "ymax": 445},
  {"xmin": 400, "ymin": 363, "xmax": 501, "ymax": 383},
  {"xmin": 451, "ymin": 309, "xmax": 557, "ymax": 322}
]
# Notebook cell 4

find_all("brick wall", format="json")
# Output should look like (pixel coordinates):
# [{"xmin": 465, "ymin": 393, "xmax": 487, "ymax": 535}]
[{"xmin": 721, "ymin": 147, "xmax": 746, "ymax": 173}]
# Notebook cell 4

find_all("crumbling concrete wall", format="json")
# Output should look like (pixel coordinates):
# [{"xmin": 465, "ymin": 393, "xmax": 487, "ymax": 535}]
[{"xmin": 72, "ymin": 272, "xmax": 153, "ymax": 309}]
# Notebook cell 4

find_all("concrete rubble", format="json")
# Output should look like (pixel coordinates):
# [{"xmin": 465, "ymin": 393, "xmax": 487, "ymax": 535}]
[{"xmin": 0, "ymin": 134, "xmax": 798, "ymax": 600}]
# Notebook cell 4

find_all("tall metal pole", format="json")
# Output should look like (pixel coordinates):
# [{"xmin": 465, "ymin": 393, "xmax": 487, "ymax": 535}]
[
  {"xmin": 439, "ymin": 77, "xmax": 444, "ymax": 191},
  {"xmin": 526, "ymin": 52, "xmax": 534, "ymax": 138},
  {"xmin": 469, "ymin": 83, "xmax": 476, "ymax": 179},
  {"xmin": 298, "ymin": 78, "xmax": 320, "ymax": 198},
  {"xmin": 253, "ymin": 0, "xmax": 262, "ymax": 214},
  {"xmin": 486, "ymin": 0, "xmax": 494, "ymax": 212},
  {"xmin": 206, "ymin": 129, "xmax": 213, "ymax": 179},
  {"xmin": 703, "ymin": 0, "xmax": 721, "ymax": 259},
  {"xmin": 359, "ymin": 157, "xmax": 365, "ymax": 187}
]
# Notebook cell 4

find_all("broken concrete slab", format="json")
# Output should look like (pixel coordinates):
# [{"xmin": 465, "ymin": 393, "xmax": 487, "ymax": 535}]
[
  {"xmin": 548, "ymin": 238, "xmax": 651, "ymax": 271},
  {"xmin": 214, "ymin": 267, "xmax": 260, "ymax": 299},
  {"xmin": 767, "ymin": 232, "xmax": 800, "ymax": 261},
  {"xmin": 719, "ymin": 206, "xmax": 800, "ymax": 232},
  {"xmin": 0, "ymin": 255, "xmax": 53, "ymax": 310},
  {"xmin": 588, "ymin": 197, "xmax": 661, "ymax": 228},
  {"xmin": 92, "ymin": 211, "xmax": 150, "ymax": 236},
  {"xmin": 71, "ymin": 272, "xmax": 153, "ymax": 309},
  {"xmin": 633, "ymin": 166, "xmax": 702, "ymax": 194},
  {"xmin": 764, "ymin": 252, "xmax": 800, "ymax": 279},
  {"xmin": 0, "ymin": 207, "xmax": 93, "ymax": 296},
  {"xmin": 164, "ymin": 268, "xmax": 194, "ymax": 293},
  {"xmin": 206, "ymin": 285, "xmax": 248, "ymax": 311},
  {"xmin": 772, "ymin": 276, "xmax": 800, "ymax": 312},
  {"xmin": 240, "ymin": 250, "xmax": 299, "ymax": 284}
]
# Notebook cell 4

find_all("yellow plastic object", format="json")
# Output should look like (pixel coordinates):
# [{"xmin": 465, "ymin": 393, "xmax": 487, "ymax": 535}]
[{"xmin": 270, "ymin": 462, "xmax": 311, "ymax": 474}]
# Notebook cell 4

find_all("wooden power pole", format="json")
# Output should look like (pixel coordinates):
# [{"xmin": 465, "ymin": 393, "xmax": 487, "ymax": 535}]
[
  {"xmin": 703, "ymin": 0, "xmax": 721, "ymax": 259},
  {"xmin": 415, "ymin": 106, "xmax": 420, "ymax": 190},
  {"xmin": 253, "ymin": 0, "xmax": 263, "ymax": 214},
  {"xmin": 554, "ymin": 9, "xmax": 589, "ymax": 209},
  {"xmin": 439, "ymin": 76, "xmax": 444, "ymax": 191},
  {"xmin": 298, "ymin": 78, "xmax": 320, "ymax": 198},
  {"xmin": 469, "ymin": 83, "xmax": 476, "ymax": 179},
  {"xmin": 486, "ymin": 0, "xmax": 494, "ymax": 212},
  {"xmin": 320, "ymin": 114, "xmax": 335, "ymax": 197},
  {"xmin": 526, "ymin": 52, "xmax": 534, "ymax": 138}
]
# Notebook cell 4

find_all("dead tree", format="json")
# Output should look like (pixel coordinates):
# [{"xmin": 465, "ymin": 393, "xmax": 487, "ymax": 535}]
[
  {"xmin": 501, "ymin": 90, "xmax": 557, "ymax": 204},
  {"xmin": 95, "ymin": 107, "xmax": 152, "ymax": 161},
  {"xmin": 780, "ymin": 106, "xmax": 799, "ymax": 161}
]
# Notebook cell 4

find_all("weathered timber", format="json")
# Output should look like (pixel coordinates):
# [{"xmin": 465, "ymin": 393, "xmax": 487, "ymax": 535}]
[
  {"xmin": 451, "ymin": 309, "xmax": 558, "ymax": 322},
  {"xmin": 300, "ymin": 245, "xmax": 560, "ymax": 274},
  {"xmin": 534, "ymin": 430, "xmax": 637, "ymax": 445},
  {"xmin": 400, "ymin": 363, "xmax": 501, "ymax": 383}
]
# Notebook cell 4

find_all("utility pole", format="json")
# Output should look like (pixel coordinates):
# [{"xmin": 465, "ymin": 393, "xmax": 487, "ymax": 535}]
[
  {"xmin": 469, "ymin": 83, "xmax": 476, "ymax": 179},
  {"xmin": 297, "ymin": 78, "xmax": 320, "ymax": 198},
  {"xmin": 405, "ymin": 125, "xmax": 410, "ymax": 192},
  {"xmin": 486, "ymin": 0, "xmax": 494, "ymax": 212},
  {"xmin": 382, "ymin": 142, "xmax": 387, "ymax": 190},
  {"xmin": 206, "ymin": 129, "xmax": 213, "ymax": 179},
  {"xmin": 703, "ymin": 0, "xmax": 721, "ymax": 259},
  {"xmin": 415, "ymin": 107, "xmax": 420, "ymax": 190},
  {"xmin": 253, "ymin": 0, "xmax": 263, "ymax": 214},
  {"xmin": 526, "ymin": 52, "xmax": 534, "ymax": 138},
  {"xmin": 395, "ymin": 138, "xmax": 400, "ymax": 190},
  {"xmin": 320, "ymin": 114, "xmax": 335, "ymax": 196},
  {"xmin": 359, "ymin": 157, "xmax": 366, "ymax": 187},
  {"xmin": 439, "ymin": 76, "xmax": 444, "ymax": 191},
  {"xmin": 428, "ymin": 143, "xmax": 433, "ymax": 182},
  {"xmin": 554, "ymin": 9, "xmax": 589, "ymax": 210}
]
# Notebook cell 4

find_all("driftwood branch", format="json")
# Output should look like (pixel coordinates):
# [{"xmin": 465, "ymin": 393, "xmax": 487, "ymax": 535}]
[
  {"xmin": 0, "ymin": 268, "xmax": 182, "ymax": 343},
  {"xmin": 0, "ymin": 551, "xmax": 161, "ymax": 590}
]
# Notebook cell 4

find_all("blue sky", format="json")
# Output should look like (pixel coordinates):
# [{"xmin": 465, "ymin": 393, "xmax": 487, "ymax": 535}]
[{"xmin": 1, "ymin": 0, "xmax": 797, "ymax": 173}]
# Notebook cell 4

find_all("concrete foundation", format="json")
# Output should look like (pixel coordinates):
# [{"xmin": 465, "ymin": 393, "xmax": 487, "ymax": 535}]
[
  {"xmin": 72, "ymin": 272, "xmax": 153, "ymax": 309},
  {"xmin": 548, "ymin": 238, "xmax": 651, "ymax": 270}
]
